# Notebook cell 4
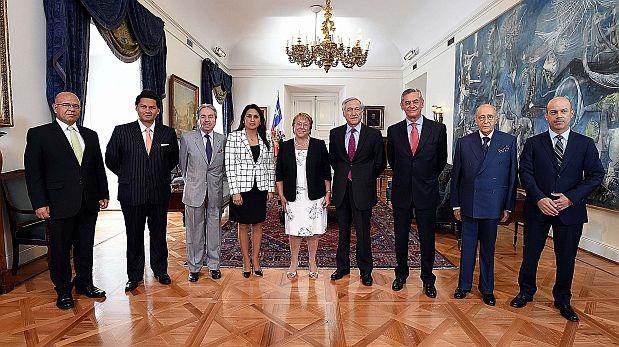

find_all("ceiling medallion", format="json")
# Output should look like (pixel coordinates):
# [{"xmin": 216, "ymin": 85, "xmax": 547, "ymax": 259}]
[{"xmin": 285, "ymin": 0, "xmax": 369, "ymax": 73}]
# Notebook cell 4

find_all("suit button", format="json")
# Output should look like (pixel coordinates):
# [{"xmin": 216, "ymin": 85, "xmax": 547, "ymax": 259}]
[{"xmin": 78, "ymin": 179, "xmax": 83, "ymax": 185}]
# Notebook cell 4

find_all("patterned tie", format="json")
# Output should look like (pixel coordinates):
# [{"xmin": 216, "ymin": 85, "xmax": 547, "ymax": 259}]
[
  {"xmin": 205, "ymin": 134, "xmax": 212, "ymax": 163},
  {"xmin": 348, "ymin": 128, "xmax": 356, "ymax": 181},
  {"xmin": 482, "ymin": 136, "xmax": 490, "ymax": 156},
  {"xmin": 410, "ymin": 122, "xmax": 419, "ymax": 155},
  {"xmin": 554, "ymin": 134, "xmax": 564, "ymax": 167},
  {"xmin": 68, "ymin": 126, "xmax": 83, "ymax": 165},
  {"xmin": 145, "ymin": 128, "xmax": 152, "ymax": 154}
]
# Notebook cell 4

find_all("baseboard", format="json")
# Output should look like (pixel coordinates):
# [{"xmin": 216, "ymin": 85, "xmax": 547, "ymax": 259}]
[{"xmin": 578, "ymin": 236, "xmax": 619, "ymax": 263}]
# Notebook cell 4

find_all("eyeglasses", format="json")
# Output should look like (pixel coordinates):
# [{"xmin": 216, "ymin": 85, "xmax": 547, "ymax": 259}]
[
  {"xmin": 477, "ymin": 115, "xmax": 495, "ymax": 121},
  {"xmin": 58, "ymin": 103, "xmax": 81, "ymax": 109}
]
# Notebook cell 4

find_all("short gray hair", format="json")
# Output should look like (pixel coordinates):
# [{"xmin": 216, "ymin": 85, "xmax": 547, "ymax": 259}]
[
  {"xmin": 341, "ymin": 97, "xmax": 365, "ymax": 113},
  {"xmin": 401, "ymin": 88, "xmax": 424, "ymax": 102},
  {"xmin": 196, "ymin": 103, "xmax": 217, "ymax": 119}
]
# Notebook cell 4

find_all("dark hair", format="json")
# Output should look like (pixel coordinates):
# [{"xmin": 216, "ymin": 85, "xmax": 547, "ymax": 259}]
[
  {"xmin": 135, "ymin": 90, "xmax": 161, "ymax": 106},
  {"xmin": 237, "ymin": 104, "xmax": 270, "ymax": 149}
]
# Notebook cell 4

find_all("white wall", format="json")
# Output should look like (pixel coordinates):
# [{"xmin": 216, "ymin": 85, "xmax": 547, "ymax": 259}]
[
  {"xmin": 402, "ymin": 0, "xmax": 619, "ymax": 261},
  {"xmin": 231, "ymin": 68, "xmax": 403, "ymax": 137}
]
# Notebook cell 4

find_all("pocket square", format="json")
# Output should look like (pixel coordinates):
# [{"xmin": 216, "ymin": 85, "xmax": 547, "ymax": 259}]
[
  {"xmin": 217, "ymin": 148, "xmax": 224, "ymax": 153},
  {"xmin": 161, "ymin": 143, "xmax": 169, "ymax": 146},
  {"xmin": 498, "ymin": 145, "xmax": 510, "ymax": 153}
]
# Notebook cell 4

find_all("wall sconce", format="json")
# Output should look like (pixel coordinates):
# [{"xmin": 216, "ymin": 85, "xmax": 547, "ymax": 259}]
[
  {"xmin": 431, "ymin": 105, "xmax": 444, "ymax": 123},
  {"xmin": 212, "ymin": 46, "xmax": 226, "ymax": 58}
]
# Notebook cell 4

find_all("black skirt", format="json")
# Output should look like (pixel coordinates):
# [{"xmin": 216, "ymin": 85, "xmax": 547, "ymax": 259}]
[{"xmin": 229, "ymin": 182, "xmax": 268, "ymax": 224}]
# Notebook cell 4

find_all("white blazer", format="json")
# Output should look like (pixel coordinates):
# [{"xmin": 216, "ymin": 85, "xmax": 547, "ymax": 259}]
[{"xmin": 225, "ymin": 130, "xmax": 275, "ymax": 195}]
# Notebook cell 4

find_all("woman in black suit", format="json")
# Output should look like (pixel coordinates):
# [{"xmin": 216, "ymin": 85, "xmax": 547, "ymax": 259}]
[{"xmin": 276, "ymin": 113, "xmax": 331, "ymax": 279}]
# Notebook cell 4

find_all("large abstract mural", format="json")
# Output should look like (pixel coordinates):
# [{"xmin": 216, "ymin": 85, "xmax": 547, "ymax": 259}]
[{"xmin": 454, "ymin": 0, "xmax": 619, "ymax": 210}]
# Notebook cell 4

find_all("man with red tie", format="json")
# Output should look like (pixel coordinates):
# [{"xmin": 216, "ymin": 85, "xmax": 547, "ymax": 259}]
[
  {"xmin": 386, "ymin": 89, "xmax": 447, "ymax": 295},
  {"xmin": 329, "ymin": 97, "xmax": 386, "ymax": 286}
]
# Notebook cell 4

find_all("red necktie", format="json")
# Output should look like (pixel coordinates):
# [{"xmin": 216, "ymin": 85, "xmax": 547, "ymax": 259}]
[
  {"xmin": 348, "ymin": 128, "xmax": 356, "ymax": 181},
  {"xmin": 410, "ymin": 122, "xmax": 419, "ymax": 155}
]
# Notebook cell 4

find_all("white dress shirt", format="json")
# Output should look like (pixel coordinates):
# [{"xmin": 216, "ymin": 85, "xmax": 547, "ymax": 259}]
[
  {"xmin": 138, "ymin": 120, "xmax": 155, "ymax": 147},
  {"xmin": 479, "ymin": 129, "xmax": 494, "ymax": 146},
  {"xmin": 548, "ymin": 127, "xmax": 570, "ymax": 146},
  {"xmin": 57, "ymin": 119, "xmax": 85, "ymax": 150},
  {"xmin": 345, "ymin": 123, "xmax": 361, "ymax": 152},
  {"xmin": 406, "ymin": 116, "xmax": 424, "ymax": 145}
]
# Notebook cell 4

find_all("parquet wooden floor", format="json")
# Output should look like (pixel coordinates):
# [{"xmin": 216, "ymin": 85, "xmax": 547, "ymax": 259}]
[{"xmin": 1, "ymin": 210, "xmax": 618, "ymax": 346}]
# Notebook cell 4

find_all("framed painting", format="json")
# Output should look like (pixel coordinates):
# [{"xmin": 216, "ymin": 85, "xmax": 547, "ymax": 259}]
[
  {"xmin": 259, "ymin": 106, "xmax": 268, "ymax": 117},
  {"xmin": 169, "ymin": 74, "xmax": 198, "ymax": 138},
  {"xmin": 0, "ymin": 0, "xmax": 13, "ymax": 127},
  {"xmin": 363, "ymin": 106, "xmax": 384, "ymax": 130}
]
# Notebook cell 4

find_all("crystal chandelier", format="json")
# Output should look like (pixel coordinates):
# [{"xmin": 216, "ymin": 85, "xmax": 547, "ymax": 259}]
[{"xmin": 285, "ymin": 0, "xmax": 369, "ymax": 73}]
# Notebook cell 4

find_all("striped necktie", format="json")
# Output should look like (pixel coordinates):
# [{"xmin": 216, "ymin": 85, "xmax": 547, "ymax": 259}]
[{"xmin": 554, "ymin": 134, "xmax": 564, "ymax": 167}]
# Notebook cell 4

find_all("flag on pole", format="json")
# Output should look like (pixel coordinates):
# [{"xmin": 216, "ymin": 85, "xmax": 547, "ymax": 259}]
[{"xmin": 271, "ymin": 92, "xmax": 285, "ymax": 156}]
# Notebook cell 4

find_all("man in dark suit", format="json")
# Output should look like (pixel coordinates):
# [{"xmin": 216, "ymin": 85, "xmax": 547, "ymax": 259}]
[
  {"xmin": 511, "ymin": 96, "xmax": 604, "ymax": 321},
  {"xmin": 451, "ymin": 104, "xmax": 517, "ymax": 306},
  {"xmin": 105, "ymin": 90, "xmax": 179, "ymax": 292},
  {"xmin": 387, "ymin": 89, "xmax": 447, "ymax": 296},
  {"xmin": 24, "ymin": 92, "xmax": 109, "ymax": 309},
  {"xmin": 329, "ymin": 97, "xmax": 386, "ymax": 286}
]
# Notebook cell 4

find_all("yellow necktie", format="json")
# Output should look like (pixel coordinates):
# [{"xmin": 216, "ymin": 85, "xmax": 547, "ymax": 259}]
[
  {"xmin": 145, "ymin": 128, "xmax": 152, "ymax": 154},
  {"xmin": 68, "ymin": 126, "xmax": 83, "ymax": 165}
]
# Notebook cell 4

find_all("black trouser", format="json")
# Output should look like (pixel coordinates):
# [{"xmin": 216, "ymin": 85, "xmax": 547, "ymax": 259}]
[
  {"xmin": 518, "ymin": 218, "xmax": 583, "ymax": 305},
  {"xmin": 335, "ymin": 181, "xmax": 373, "ymax": 274},
  {"xmin": 393, "ymin": 204, "xmax": 436, "ymax": 285},
  {"xmin": 47, "ymin": 200, "xmax": 98, "ymax": 295},
  {"xmin": 120, "ymin": 202, "xmax": 169, "ymax": 281}
]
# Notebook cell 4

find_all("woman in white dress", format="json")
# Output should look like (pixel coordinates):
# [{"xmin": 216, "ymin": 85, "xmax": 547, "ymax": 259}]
[{"xmin": 276, "ymin": 113, "xmax": 331, "ymax": 279}]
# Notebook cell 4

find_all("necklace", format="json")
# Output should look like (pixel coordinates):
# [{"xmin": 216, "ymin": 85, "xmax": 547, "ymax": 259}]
[{"xmin": 294, "ymin": 137, "xmax": 309, "ymax": 147}]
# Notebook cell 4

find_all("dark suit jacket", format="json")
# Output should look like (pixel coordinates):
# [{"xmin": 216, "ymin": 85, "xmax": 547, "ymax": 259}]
[
  {"xmin": 450, "ymin": 130, "xmax": 517, "ymax": 219},
  {"xmin": 387, "ymin": 117, "xmax": 447, "ymax": 210},
  {"xmin": 519, "ymin": 131, "xmax": 604, "ymax": 225},
  {"xmin": 24, "ymin": 121, "xmax": 109, "ymax": 219},
  {"xmin": 105, "ymin": 121, "xmax": 179, "ymax": 206},
  {"xmin": 329, "ymin": 123, "xmax": 386, "ymax": 210},
  {"xmin": 276, "ymin": 137, "xmax": 331, "ymax": 202}
]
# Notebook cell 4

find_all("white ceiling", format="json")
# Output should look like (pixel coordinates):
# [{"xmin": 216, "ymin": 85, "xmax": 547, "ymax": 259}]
[{"xmin": 149, "ymin": 0, "xmax": 489, "ymax": 70}]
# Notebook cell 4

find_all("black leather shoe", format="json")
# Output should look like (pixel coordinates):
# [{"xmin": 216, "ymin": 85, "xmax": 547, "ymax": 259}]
[
  {"xmin": 242, "ymin": 271, "xmax": 251, "ymax": 278},
  {"xmin": 510, "ymin": 293, "xmax": 533, "ymax": 308},
  {"xmin": 554, "ymin": 302, "xmax": 579, "ymax": 321},
  {"xmin": 361, "ymin": 273, "xmax": 373, "ymax": 286},
  {"xmin": 155, "ymin": 274, "xmax": 172, "ymax": 285},
  {"xmin": 188, "ymin": 272, "xmax": 199, "ymax": 282},
  {"xmin": 482, "ymin": 293, "xmax": 496, "ymax": 306},
  {"xmin": 330, "ymin": 269, "xmax": 350, "ymax": 280},
  {"xmin": 392, "ymin": 278, "xmax": 406, "ymax": 291},
  {"xmin": 125, "ymin": 280, "xmax": 141, "ymax": 292},
  {"xmin": 453, "ymin": 288, "xmax": 469, "ymax": 299},
  {"xmin": 211, "ymin": 270, "xmax": 222, "ymax": 279},
  {"xmin": 56, "ymin": 293, "xmax": 74, "ymax": 310},
  {"xmin": 254, "ymin": 269, "xmax": 264, "ymax": 277},
  {"xmin": 75, "ymin": 285, "xmax": 106, "ymax": 298},
  {"xmin": 423, "ymin": 284, "xmax": 437, "ymax": 298}
]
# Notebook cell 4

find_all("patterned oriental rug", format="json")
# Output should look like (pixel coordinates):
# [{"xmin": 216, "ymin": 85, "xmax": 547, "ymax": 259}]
[{"xmin": 220, "ymin": 200, "xmax": 456, "ymax": 269}]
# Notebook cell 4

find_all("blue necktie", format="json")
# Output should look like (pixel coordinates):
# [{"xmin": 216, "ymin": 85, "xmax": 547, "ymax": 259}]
[
  {"xmin": 482, "ymin": 136, "xmax": 490, "ymax": 156},
  {"xmin": 205, "ymin": 134, "xmax": 212, "ymax": 163}
]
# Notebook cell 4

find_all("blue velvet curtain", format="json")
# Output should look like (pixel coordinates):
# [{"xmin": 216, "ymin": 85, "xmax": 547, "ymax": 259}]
[
  {"xmin": 201, "ymin": 59, "xmax": 233, "ymax": 134},
  {"xmin": 44, "ymin": 0, "xmax": 91, "ymax": 125},
  {"xmin": 45, "ymin": 0, "xmax": 167, "ymax": 124},
  {"xmin": 128, "ymin": 0, "xmax": 167, "ymax": 123}
]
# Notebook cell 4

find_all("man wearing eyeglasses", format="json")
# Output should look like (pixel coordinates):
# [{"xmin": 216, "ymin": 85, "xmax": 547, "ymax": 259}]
[
  {"xmin": 386, "ymin": 89, "xmax": 447, "ymax": 296},
  {"xmin": 450, "ymin": 104, "xmax": 517, "ymax": 306},
  {"xmin": 24, "ymin": 91, "xmax": 109, "ymax": 310},
  {"xmin": 105, "ymin": 90, "xmax": 179, "ymax": 292}
]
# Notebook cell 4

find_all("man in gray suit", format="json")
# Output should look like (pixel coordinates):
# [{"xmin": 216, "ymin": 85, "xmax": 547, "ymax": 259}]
[{"xmin": 179, "ymin": 104, "xmax": 227, "ymax": 281}]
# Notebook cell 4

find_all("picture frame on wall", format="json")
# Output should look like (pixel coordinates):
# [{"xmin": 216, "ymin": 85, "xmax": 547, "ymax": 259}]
[
  {"xmin": 0, "ymin": 0, "xmax": 13, "ymax": 127},
  {"xmin": 259, "ymin": 106, "xmax": 268, "ymax": 117},
  {"xmin": 363, "ymin": 106, "xmax": 384, "ymax": 130},
  {"xmin": 169, "ymin": 74, "xmax": 199, "ymax": 138}
]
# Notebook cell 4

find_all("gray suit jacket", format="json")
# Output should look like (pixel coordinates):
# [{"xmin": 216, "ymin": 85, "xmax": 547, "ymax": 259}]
[{"xmin": 179, "ymin": 129, "xmax": 227, "ymax": 208}]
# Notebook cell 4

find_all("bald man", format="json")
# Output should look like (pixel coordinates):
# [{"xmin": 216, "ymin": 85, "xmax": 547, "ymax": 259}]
[
  {"xmin": 511, "ymin": 96, "xmax": 604, "ymax": 321},
  {"xmin": 25, "ymin": 92, "xmax": 109, "ymax": 310},
  {"xmin": 450, "ymin": 104, "xmax": 517, "ymax": 306}
]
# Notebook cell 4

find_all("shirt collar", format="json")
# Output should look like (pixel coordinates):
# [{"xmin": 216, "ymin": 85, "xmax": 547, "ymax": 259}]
[
  {"xmin": 57, "ymin": 119, "xmax": 77, "ymax": 132},
  {"xmin": 200, "ymin": 128, "xmax": 213, "ymax": 138},
  {"xmin": 346, "ymin": 123, "xmax": 361, "ymax": 134},
  {"xmin": 479, "ymin": 129, "xmax": 494, "ymax": 140},
  {"xmin": 138, "ymin": 120, "xmax": 154, "ymax": 133},
  {"xmin": 549, "ymin": 127, "xmax": 570, "ymax": 141},
  {"xmin": 406, "ymin": 116, "xmax": 423, "ymax": 127}
]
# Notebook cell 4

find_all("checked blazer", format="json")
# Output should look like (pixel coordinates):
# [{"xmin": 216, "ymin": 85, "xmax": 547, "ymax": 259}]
[{"xmin": 225, "ymin": 130, "xmax": 275, "ymax": 195}]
